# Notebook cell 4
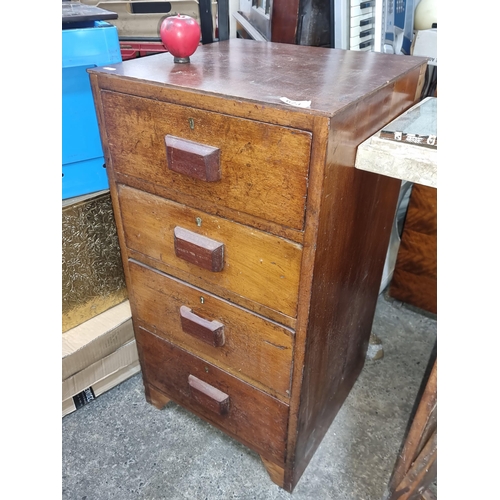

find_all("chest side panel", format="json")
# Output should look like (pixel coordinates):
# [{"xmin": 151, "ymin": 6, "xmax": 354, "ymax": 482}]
[{"xmin": 286, "ymin": 63, "xmax": 427, "ymax": 490}]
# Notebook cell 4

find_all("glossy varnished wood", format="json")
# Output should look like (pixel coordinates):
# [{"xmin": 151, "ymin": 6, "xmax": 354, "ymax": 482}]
[
  {"xmin": 179, "ymin": 306, "xmax": 225, "ymax": 348},
  {"xmin": 271, "ymin": 0, "xmax": 301, "ymax": 43},
  {"xmin": 100, "ymin": 90, "xmax": 312, "ymax": 231},
  {"xmin": 389, "ymin": 183, "xmax": 437, "ymax": 314},
  {"xmin": 125, "ymin": 247, "xmax": 299, "ymax": 331},
  {"xmin": 90, "ymin": 39, "xmax": 426, "ymax": 120},
  {"xmin": 187, "ymin": 374, "xmax": 230, "ymax": 416},
  {"xmin": 117, "ymin": 184, "xmax": 303, "ymax": 318},
  {"xmin": 164, "ymin": 135, "xmax": 221, "ymax": 182},
  {"xmin": 113, "ymin": 171, "xmax": 307, "ymax": 245},
  {"xmin": 135, "ymin": 326, "xmax": 290, "ymax": 466},
  {"xmin": 89, "ymin": 39, "xmax": 428, "ymax": 493},
  {"xmin": 173, "ymin": 226, "xmax": 225, "ymax": 273},
  {"xmin": 387, "ymin": 360, "xmax": 437, "ymax": 499},
  {"xmin": 282, "ymin": 71, "xmax": 427, "ymax": 490},
  {"xmin": 144, "ymin": 383, "xmax": 171, "ymax": 409},
  {"xmin": 127, "ymin": 260, "xmax": 294, "ymax": 400}
]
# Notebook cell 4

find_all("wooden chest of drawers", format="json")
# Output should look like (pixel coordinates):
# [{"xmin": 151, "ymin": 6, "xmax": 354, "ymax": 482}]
[{"xmin": 89, "ymin": 39, "xmax": 427, "ymax": 492}]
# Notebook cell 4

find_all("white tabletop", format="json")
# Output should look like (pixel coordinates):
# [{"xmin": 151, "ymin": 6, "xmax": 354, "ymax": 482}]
[{"xmin": 355, "ymin": 97, "xmax": 437, "ymax": 188}]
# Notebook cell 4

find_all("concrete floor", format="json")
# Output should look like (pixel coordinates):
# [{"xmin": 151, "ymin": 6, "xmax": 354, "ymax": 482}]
[{"xmin": 62, "ymin": 293, "xmax": 437, "ymax": 500}]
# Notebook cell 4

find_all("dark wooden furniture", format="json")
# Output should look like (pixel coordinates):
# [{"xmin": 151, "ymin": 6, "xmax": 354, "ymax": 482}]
[
  {"xmin": 355, "ymin": 97, "xmax": 438, "ymax": 499},
  {"xmin": 235, "ymin": 0, "xmax": 375, "ymax": 49},
  {"xmin": 234, "ymin": 0, "xmax": 302, "ymax": 43},
  {"xmin": 89, "ymin": 39, "xmax": 427, "ymax": 492},
  {"xmin": 355, "ymin": 96, "xmax": 437, "ymax": 315},
  {"xmin": 386, "ymin": 357, "xmax": 437, "ymax": 500},
  {"xmin": 389, "ymin": 183, "xmax": 437, "ymax": 314}
]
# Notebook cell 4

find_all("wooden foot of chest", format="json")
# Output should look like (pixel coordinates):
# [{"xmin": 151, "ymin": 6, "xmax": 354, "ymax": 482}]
[
  {"xmin": 261, "ymin": 457, "xmax": 286, "ymax": 490},
  {"xmin": 144, "ymin": 383, "xmax": 171, "ymax": 409}
]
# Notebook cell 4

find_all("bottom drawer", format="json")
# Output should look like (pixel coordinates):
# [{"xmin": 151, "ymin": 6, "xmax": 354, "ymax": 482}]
[{"xmin": 136, "ymin": 326, "xmax": 289, "ymax": 464}]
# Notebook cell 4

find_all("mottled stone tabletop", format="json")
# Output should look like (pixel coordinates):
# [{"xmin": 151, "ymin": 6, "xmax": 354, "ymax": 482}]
[{"xmin": 355, "ymin": 97, "xmax": 437, "ymax": 188}]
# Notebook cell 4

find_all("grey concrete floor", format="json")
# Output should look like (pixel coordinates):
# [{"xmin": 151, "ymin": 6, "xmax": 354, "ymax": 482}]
[{"xmin": 62, "ymin": 293, "xmax": 437, "ymax": 500}]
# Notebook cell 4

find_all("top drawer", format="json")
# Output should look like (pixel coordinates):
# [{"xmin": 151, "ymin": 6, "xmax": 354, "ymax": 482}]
[{"xmin": 100, "ymin": 91, "xmax": 312, "ymax": 231}]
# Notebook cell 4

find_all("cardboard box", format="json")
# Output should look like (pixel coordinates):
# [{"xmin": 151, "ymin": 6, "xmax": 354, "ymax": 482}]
[
  {"xmin": 62, "ymin": 300, "xmax": 133, "ymax": 380},
  {"xmin": 63, "ymin": 360, "xmax": 141, "ymax": 417},
  {"xmin": 80, "ymin": 0, "xmax": 205, "ymax": 39},
  {"xmin": 63, "ymin": 338, "xmax": 139, "ymax": 403}
]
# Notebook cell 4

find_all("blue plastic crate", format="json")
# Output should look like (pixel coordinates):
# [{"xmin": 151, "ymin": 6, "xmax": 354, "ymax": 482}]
[{"xmin": 62, "ymin": 20, "xmax": 122, "ymax": 199}]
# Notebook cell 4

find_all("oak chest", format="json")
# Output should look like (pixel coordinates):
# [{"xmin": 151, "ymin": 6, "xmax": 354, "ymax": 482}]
[{"xmin": 89, "ymin": 39, "xmax": 426, "ymax": 492}]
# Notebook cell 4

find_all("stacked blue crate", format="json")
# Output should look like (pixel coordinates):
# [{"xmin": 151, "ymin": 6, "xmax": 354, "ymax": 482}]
[{"xmin": 62, "ymin": 16, "xmax": 122, "ymax": 199}]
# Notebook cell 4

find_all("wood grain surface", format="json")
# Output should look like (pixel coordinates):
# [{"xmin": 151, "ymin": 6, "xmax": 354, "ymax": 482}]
[
  {"xmin": 165, "ymin": 135, "xmax": 221, "ymax": 182},
  {"xmin": 90, "ymin": 39, "xmax": 427, "ymax": 118},
  {"xmin": 101, "ymin": 90, "xmax": 312, "ymax": 231},
  {"xmin": 388, "ymin": 360, "xmax": 437, "ymax": 498},
  {"xmin": 179, "ymin": 305, "xmax": 225, "ymax": 348},
  {"xmin": 271, "ymin": 0, "xmax": 301, "ymax": 43},
  {"xmin": 88, "ymin": 39, "xmax": 429, "ymax": 493},
  {"xmin": 284, "ymin": 69, "xmax": 425, "ymax": 490},
  {"xmin": 174, "ymin": 226, "xmax": 225, "ymax": 272},
  {"xmin": 128, "ymin": 260, "xmax": 294, "ymax": 400},
  {"xmin": 389, "ymin": 183, "xmax": 437, "ymax": 314},
  {"xmin": 136, "ymin": 326, "xmax": 290, "ymax": 466},
  {"xmin": 188, "ymin": 374, "xmax": 230, "ymax": 415},
  {"xmin": 118, "ymin": 184, "xmax": 303, "ymax": 318}
]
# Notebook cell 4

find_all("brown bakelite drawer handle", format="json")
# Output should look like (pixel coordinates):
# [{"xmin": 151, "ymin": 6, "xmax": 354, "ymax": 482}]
[
  {"xmin": 165, "ymin": 135, "xmax": 221, "ymax": 182},
  {"xmin": 174, "ymin": 226, "xmax": 224, "ymax": 272},
  {"xmin": 188, "ymin": 374, "xmax": 230, "ymax": 415},
  {"xmin": 180, "ymin": 306, "xmax": 225, "ymax": 347}
]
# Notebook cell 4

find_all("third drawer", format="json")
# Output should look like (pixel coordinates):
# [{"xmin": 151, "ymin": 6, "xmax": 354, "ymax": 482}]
[{"xmin": 128, "ymin": 259, "xmax": 294, "ymax": 400}]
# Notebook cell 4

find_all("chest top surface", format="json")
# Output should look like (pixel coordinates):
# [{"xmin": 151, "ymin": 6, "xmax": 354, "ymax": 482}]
[{"xmin": 89, "ymin": 38, "xmax": 427, "ymax": 117}]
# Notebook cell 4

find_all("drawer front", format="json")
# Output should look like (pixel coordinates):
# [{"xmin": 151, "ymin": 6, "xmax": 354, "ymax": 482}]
[
  {"xmin": 136, "ymin": 326, "xmax": 289, "ymax": 464},
  {"xmin": 118, "ymin": 184, "xmax": 302, "ymax": 318},
  {"xmin": 128, "ymin": 260, "xmax": 294, "ymax": 399},
  {"xmin": 100, "ymin": 91, "xmax": 312, "ymax": 231}
]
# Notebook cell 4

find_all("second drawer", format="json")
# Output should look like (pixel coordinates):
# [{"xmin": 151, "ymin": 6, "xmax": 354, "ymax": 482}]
[
  {"xmin": 128, "ymin": 259, "xmax": 294, "ymax": 400},
  {"xmin": 118, "ymin": 184, "xmax": 303, "ymax": 318}
]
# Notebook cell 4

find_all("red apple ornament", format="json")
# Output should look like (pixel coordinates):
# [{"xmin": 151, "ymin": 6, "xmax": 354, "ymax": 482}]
[{"xmin": 160, "ymin": 14, "xmax": 201, "ymax": 64}]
